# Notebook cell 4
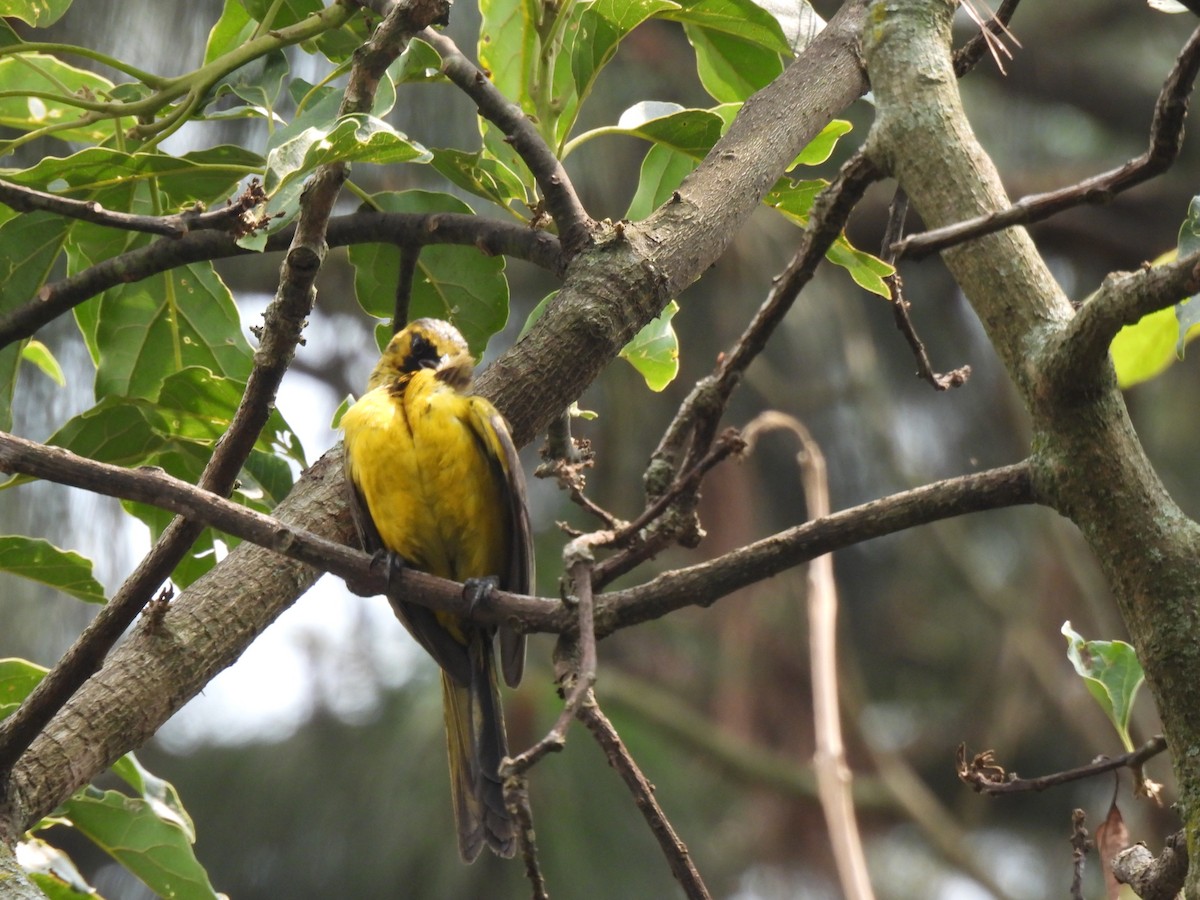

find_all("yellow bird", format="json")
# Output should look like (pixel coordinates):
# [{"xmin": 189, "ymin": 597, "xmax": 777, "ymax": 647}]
[{"xmin": 341, "ymin": 318, "xmax": 533, "ymax": 862}]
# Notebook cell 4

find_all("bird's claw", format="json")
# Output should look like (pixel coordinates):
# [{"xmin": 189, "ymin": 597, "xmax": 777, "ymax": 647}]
[
  {"xmin": 463, "ymin": 575, "xmax": 500, "ymax": 616},
  {"xmin": 346, "ymin": 549, "xmax": 408, "ymax": 597}
]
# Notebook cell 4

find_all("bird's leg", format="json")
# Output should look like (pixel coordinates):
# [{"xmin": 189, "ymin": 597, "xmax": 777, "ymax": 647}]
[{"xmin": 463, "ymin": 575, "xmax": 500, "ymax": 618}]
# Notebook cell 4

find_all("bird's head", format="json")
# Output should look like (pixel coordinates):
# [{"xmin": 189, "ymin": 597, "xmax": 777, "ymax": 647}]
[{"xmin": 368, "ymin": 318, "xmax": 476, "ymax": 391}]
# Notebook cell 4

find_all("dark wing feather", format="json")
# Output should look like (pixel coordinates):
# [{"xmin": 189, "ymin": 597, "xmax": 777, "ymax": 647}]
[{"xmin": 468, "ymin": 402, "xmax": 533, "ymax": 688}]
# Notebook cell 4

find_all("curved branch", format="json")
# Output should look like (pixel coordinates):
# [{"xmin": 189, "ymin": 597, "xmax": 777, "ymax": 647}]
[
  {"xmin": 419, "ymin": 28, "xmax": 594, "ymax": 256},
  {"xmin": 0, "ymin": 211, "xmax": 562, "ymax": 349}
]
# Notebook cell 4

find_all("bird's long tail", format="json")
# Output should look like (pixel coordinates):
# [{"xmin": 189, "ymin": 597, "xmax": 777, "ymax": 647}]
[{"xmin": 442, "ymin": 633, "xmax": 516, "ymax": 862}]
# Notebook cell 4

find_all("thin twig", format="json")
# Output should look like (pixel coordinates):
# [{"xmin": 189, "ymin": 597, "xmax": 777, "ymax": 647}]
[
  {"xmin": 0, "ymin": 211, "xmax": 562, "ymax": 349},
  {"xmin": 503, "ymin": 555, "xmax": 598, "ymax": 772},
  {"xmin": 504, "ymin": 772, "xmax": 548, "ymax": 900},
  {"xmin": 650, "ymin": 151, "xmax": 883, "ymax": 486},
  {"xmin": 0, "ymin": 0, "xmax": 446, "ymax": 778},
  {"xmin": 578, "ymin": 699, "xmax": 712, "ymax": 900},
  {"xmin": 0, "ymin": 178, "xmax": 268, "ymax": 238},
  {"xmin": 881, "ymin": 189, "xmax": 971, "ymax": 390},
  {"xmin": 954, "ymin": 0, "xmax": 1021, "ymax": 76},
  {"xmin": 419, "ymin": 28, "xmax": 594, "ymax": 256},
  {"xmin": 956, "ymin": 735, "xmax": 1169, "ymax": 795},
  {"xmin": 1049, "ymin": 248, "xmax": 1200, "ymax": 390},
  {"xmin": 592, "ymin": 428, "xmax": 746, "ymax": 588},
  {"xmin": 895, "ymin": 22, "xmax": 1200, "ymax": 260}
]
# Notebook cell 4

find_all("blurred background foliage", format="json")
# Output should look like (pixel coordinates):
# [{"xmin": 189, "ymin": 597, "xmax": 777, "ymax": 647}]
[{"xmin": 3, "ymin": 1, "xmax": 1198, "ymax": 898}]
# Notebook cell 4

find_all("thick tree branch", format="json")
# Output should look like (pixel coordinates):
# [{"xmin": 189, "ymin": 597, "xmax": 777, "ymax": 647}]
[
  {"xmin": 894, "ymin": 22, "xmax": 1200, "ymax": 260},
  {"xmin": 1113, "ymin": 830, "xmax": 1189, "ymax": 900},
  {"xmin": 0, "ymin": 211, "xmax": 561, "ymax": 349}
]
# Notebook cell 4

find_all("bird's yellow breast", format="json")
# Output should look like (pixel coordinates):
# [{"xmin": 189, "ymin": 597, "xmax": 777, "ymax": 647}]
[{"xmin": 341, "ymin": 370, "xmax": 510, "ymax": 583}]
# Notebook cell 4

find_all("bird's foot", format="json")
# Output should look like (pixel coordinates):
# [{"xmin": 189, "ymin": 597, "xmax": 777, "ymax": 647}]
[{"xmin": 463, "ymin": 575, "xmax": 500, "ymax": 617}]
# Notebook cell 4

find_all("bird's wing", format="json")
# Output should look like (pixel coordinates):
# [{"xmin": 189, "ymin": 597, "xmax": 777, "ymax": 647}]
[{"xmin": 467, "ymin": 398, "xmax": 533, "ymax": 688}]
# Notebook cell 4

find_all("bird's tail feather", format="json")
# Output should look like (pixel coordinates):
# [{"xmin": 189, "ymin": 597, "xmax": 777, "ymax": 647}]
[{"xmin": 442, "ymin": 636, "xmax": 515, "ymax": 862}]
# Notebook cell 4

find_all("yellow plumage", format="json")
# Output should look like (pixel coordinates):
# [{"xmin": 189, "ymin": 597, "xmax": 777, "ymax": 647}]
[{"xmin": 341, "ymin": 318, "xmax": 532, "ymax": 862}]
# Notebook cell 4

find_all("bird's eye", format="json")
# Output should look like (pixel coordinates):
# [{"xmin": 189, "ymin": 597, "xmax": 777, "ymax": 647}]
[{"xmin": 404, "ymin": 332, "xmax": 442, "ymax": 372}]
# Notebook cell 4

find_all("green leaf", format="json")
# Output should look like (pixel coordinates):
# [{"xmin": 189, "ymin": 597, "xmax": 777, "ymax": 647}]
[
  {"xmin": 0, "ymin": 211, "xmax": 70, "ymax": 429},
  {"xmin": 572, "ymin": 0, "xmax": 680, "ymax": 135},
  {"xmin": 664, "ymin": 0, "xmax": 792, "ymax": 50},
  {"xmin": 0, "ymin": 0, "xmax": 74, "ymax": 28},
  {"xmin": 683, "ymin": 23, "xmax": 784, "ymax": 103},
  {"xmin": 0, "ymin": 535, "xmax": 106, "ymax": 604},
  {"xmin": 478, "ymin": 0, "xmax": 541, "ymax": 189},
  {"xmin": 0, "ymin": 53, "xmax": 116, "ymax": 146},
  {"xmin": 627, "ymin": 143, "xmax": 699, "ymax": 221},
  {"xmin": 792, "ymin": 118, "xmax": 852, "ymax": 166},
  {"xmin": 595, "ymin": 102, "xmax": 726, "ymax": 159},
  {"xmin": 239, "ymin": 0, "xmax": 321, "ymax": 27},
  {"xmin": 765, "ymin": 176, "xmax": 893, "ymax": 298},
  {"xmin": 20, "ymin": 339, "xmax": 66, "ymax": 386},
  {"xmin": 76, "ymin": 261, "xmax": 252, "ymax": 400},
  {"xmin": 1062, "ymin": 621, "xmax": 1144, "ymax": 752},
  {"xmin": 1110, "ymin": 199, "xmax": 1200, "ymax": 386},
  {"xmin": 620, "ymin": 300, "xmax": 680, "ymax": 390},
  {"xmin": 429, "ymin": 148, "xmax": 528, "ymax": 212},
  {"xmin": 110, "ymin": 753, "xmax": 196, "ymax": 840},
  {"xmin": 204, "ymin": 0, "xmax": 257, "ymax": 63},
  {"xmin": 40, "ymin": 366, "xmax": 296, "ymax": 586},
  {"xmin": 0, "ymin": 657, "xmax": 48, "ymax": 720},
  {"xmin": 668, "ymin": 0, "xmax": 793, "ymax": 104},
  {"xmin": 348, "ymin": 191, "xmax": 509, "ymax": 356},
  {"xmin": 61, "ymin": 786, "xmax": 219, "ymax": 900},
  {"xmin": 3, "ymin": 146, "xmax": 262, "ymax": 210},
  {"xmin": 264, "ymin": 113, "xmax": 430, "ymax": 214},
  {"xmin": 825, "ymin": 237, "xmax": 893, "ymax": 298},
  {"xmin": 1111, "ymin": 305, "xmax": 1183, "ymax": 387},
  {"xmin": 390, "ymin": 37, "xmax": 444, "ymax": 85}
]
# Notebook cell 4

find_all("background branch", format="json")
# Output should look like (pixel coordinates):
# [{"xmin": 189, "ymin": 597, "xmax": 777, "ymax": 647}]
[{"xmin": 893, "ymin": 22, "xmax": 1200, "ymax": 260}]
